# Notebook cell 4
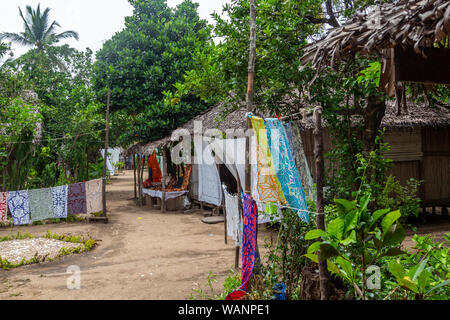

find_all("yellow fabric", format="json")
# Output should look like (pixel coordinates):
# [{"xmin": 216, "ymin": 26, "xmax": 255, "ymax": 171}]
[{"xmin": 250, "ymin": 116, "xmax": 286, "ymax": 204}]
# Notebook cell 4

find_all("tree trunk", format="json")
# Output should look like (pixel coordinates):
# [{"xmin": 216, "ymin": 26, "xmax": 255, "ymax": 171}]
[
  {"xmin": 362, "ymin": 94, "xmax": 386, "ymax": 154},
  {"xmin": 314, "ymin": 107, "xmax": 331, "ymax": 300}
]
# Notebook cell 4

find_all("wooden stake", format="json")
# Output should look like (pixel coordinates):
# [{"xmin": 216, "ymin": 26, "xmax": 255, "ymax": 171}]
[
  {"xmin": 101, "ymin": 89, "xmax": 110, "ymax": 220},
  {"xmin": 133, "ymin": 154, "xmax": 137, "ymax": 199},
  {"xmin": 313, "ymin": 106, "xmax": 330, "ymax": 300},
  {"xmin": 161, "ymin": 148, "xmax": 167, "ymax": 213}
]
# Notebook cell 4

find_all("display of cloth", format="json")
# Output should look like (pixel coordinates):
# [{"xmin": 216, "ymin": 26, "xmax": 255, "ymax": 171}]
[
  {"xmin": 100, "ymin": 149, "xmax": 115, "ymax": 176},
  {"xmin": 264, "ymin": 118, "xmax": 309, "ymax": 222},
  {"xmin": 68, "ymin": 182, "xmax": 87, "ymax": 215},
  {"xmin": 194, "ymin": 137, "xmax": 222, "ymax": 206},
  {"xmin": 51, "ymin": 185, "xmax": 68, "ymax": 219},
  {"xmin": 148, "ymin": 151, "xmax": 162, "ymax": 183},
  {"xmin": 29, "ymin": 188, "xmax": 54, "ymax": 222},
  {"xmin": 7, "ymin": 190, "xmax": 31, "ymax": 226},
  {"xmin": 284, "ymin": 121, "xmax": 314, "ymax": 199},
  {"xmin": 86, "ymin": 179, "xmax": 102, "ymax": 214},
  {"xmin": 210, "ymin": 138, "xmax": 246, "ymax": 188},
  {"xmin": 142, "ymin": 188, "xmax": 188, "ymax": 200},
  {"xmin": 226, "ymin": 193, "xmax": 258, "ymax": 300},
  {"xmin": 223, "ymin": 185, "xmax": 242, "ymax": 246},
  {"xmin": 0, "ymin": 192, "xmax": 8, "ymax": 222},
  {"xmin": 250, "ymin": 116, "xmax": 286, "ymax": 205}
]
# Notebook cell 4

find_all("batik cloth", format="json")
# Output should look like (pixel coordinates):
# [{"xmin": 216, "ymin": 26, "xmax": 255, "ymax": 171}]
[
  {"xmin": 250, "ymin": 115, "xmax": 286, "ymax": 205},
  {"xmin": 0, "ymin": 192, "xmax": 8, "ymax": 222},
  {"xmin": 148, "ymin": 151, "xmax": 162, "ymax": 183},
  {"xmin": 223, "ymin": 185, "xmax": 242, "ymax": 246},
  {"xmin": 51, "ymin": 185, "xmax": 68, "ymax": 218},
  {"xmin": 284, "ymin": 121, "xmax": 315, "ymax": 199},
  {"xmin": 226, "ymin": 193, "xmax": 258, "ymax": 300},
  {"xmin": 264, "ymin": 118, "xmax": 309, "ymax": 222},
  {"xmin": 29, "ymin": 188, "xmax": 54, "ymax": 222},
  {"xmin": 7, "ymin": 190, "xmax": 31, "ymax": 226},
  {"xmin": 86, "ymin": 179, "xmax": 102, "ymax": 214},
  {"xmin": 68, "ymin": 182, "xmax": 87, "ymax": 215}
]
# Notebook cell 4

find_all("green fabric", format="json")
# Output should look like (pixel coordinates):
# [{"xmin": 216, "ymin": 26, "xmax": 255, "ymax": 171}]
[
  {"xmin": 265, "ymin": 202, "xmax": 278, "ymax": 215},
  {"xmin": 29, "ymin": 188, "xmax": 54, "ymax": 221}
]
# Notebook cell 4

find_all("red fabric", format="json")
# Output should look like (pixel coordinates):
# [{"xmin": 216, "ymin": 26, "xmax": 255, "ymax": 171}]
[{"xmin": 148, "ymin": 151, "xmax": 162, "ymax": 183}]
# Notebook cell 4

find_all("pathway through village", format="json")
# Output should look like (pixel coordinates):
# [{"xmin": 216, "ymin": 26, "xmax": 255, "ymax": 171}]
[{"xmin": 0, "ymin": 170, "xmax": 263, "ymax": 299}]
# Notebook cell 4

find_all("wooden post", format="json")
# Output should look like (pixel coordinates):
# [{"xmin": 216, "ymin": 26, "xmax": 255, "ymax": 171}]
[
  {"xmin": 133, "ymin": 154, "xmax": 137, "ymax": 199},
  {"xmin": 161, "ymin": 148, "xmax": 167, "ymax": 213},
  {"xmin": 313, "ymin": 106, "xmax": 330, "ymax": 300},
  {"xmin": 217, "ymin": 164, "xmax": 227, "ymax": 245},
  {"xmin": 137, "ymin": 154, "xmax": 142, "ymax": 206},
  {"xmin": 101, "ymin": 89, "xmax": 111, "ymax": 221}
]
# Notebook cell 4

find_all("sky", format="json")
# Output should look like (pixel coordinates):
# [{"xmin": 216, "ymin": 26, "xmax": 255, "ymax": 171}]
[{"xmin": 0, "ymin": 0, "xmax": 230, "ymax": 58}]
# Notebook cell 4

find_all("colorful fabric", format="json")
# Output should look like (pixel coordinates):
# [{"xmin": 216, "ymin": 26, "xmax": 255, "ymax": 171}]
[
  {"xmin": 250, "ymin": 116, "xmax": 286, "ymax": 205},
  {"xmin": 86, "ymin": 179, "xmax": 103, "ymax": 214},
  {"xmin": 7, "ymin": 190, "xmax": 31, "ymax": 226},
  {"xmin": 223, "ymin": 185, "xmax": 242, "ymax": 246},
  {"xmin": 226, "ymin": 193, "xmax": 258, "ymax": 300},
  {"xmin": 51, "ymin": 185, "xmax": 68, "ymax": 218},
  {"xmin": 0, "ymin": 192, "xmax": 8, "ymax": 222},
  {"xmin": 148, "ymin": 151, "xmax": 162, "ymax": 183},
  {"xmin": 68, "ymin": 182, "xmax": 87, "ymax": 215},
  {"xmin": 29, "ymin": 188, "xmax": 54, "ymax": 222},
  {"xmin": 264, "ymin": 118, "xmax": 309, "ymax": 222},
  {"xmin": 284, "ymin": 121, "xmax": 314, "ymax": 199}
]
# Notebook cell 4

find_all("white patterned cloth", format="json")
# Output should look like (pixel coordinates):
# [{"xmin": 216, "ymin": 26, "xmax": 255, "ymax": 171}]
[
  {"xmin": 223, "ymin": 185, "xmax": 242, "ymax": 246},
  {"xmin": 86, "ymin": 179, "xmax": 103, "ymax": 214},
  {"xmin": 51, "ymin": 185, "xmax": 68, "ymax": 218},
  {"xmin": 142, "ymin": 188, "xmax": 188, "ymax": 200},
  {"xmin": 194, "ymin": 137, "xmax": 222, "ymax": 206},
  {"xmin": 7, "ymin": 190, "xmax": 31, "ymax": 226}
]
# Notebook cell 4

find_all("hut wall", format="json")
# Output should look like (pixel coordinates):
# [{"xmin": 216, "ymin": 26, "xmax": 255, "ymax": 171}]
[
  {"xmin": 189, "ymin": 158, "xmax": 200, "ymax": 201},
  {"xmin": 300, "ymin": 126, "xmax": 450, "ymax": 206},
  {"xmin": 421, "ymin": 127, "xmax": 450, "ymax": 206}
]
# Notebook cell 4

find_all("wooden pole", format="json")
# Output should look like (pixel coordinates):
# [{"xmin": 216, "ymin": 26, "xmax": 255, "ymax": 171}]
[
  {"xmin": 133, "ymin": 154, "xmax": 137, "ymax": 199},
  {"xmin": 217, "ymin": 163, "xmax": 228, "ymax": 245},
  {"xmin": 101, "ymin": 89, "xmax": 111, "ymax": 220},
  {"xmin": 313, "ymin": 106, "xmax": 330, "ymax": 300},
  {"xmin": 161, "ymin": 148, "xmax": 167, "ymax": 213}
]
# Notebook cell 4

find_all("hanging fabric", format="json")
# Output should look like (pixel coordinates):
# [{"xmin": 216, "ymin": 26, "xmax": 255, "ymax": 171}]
[
  {"xmin": 284, "ymin": 121, "xmax": 315, "ymax": 199},
  {"xmin": 194, "ymin": 137, "xmax": 222, "ymax": 206},
  {"xmin": 7, "ymin": 190, "xmax": 31, "ymax": 226},
  {"xmin": 264, "ymin": 118, "xmax": 309, "ymax": 222},
  {"xmin": 0, "ymin": 192, "xmax": 8, "ymax": 222},
  {"xmin": 86, "ymin": 179, "xmax": 103, "ymax": 214},
  {"xmin": 226, "ymin": 193, "xmax": 259, "ymax": 300},
  {"xmin": 29, "ymin": 188, "xmax": 54, "ymax": 222},
  {"xmin": 222, "ymin": 185, "xmax": 242, "ymax": 246},
  {"xmin": 148, "ymin": 151, "xmax": 162, "ymax": 183},
  {"xmin": 68, "ymin": 182, "xmax": 87, "ymax": 215},
  {"xmin": 250, "ymin": 116, "xmax": 286, "ymax": 205},
  {"xmin": 51, "ymin": 185, "xmax": 68, "ymax": 219},
  {"xmin": 209, "ymin": 138, "xmax": 246, "ymax": 188}
]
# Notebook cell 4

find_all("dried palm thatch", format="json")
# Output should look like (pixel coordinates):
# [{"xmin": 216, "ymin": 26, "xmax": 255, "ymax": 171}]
[
  {"xmin": 299, "ymin": 99, "xmax": 450, "ymax": 130},
  {"xmin": 301, "ymin": 0, "xmax": 450, "ymax": 70}
]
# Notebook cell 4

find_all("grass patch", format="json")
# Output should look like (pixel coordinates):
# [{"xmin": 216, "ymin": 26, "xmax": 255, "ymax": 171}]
[{"xmin": 0, "ymin": 231, "xmax": 97, "ymax": 270}]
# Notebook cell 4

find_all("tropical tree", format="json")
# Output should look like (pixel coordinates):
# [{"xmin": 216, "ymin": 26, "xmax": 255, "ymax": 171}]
[{"xmin": 0, "ymin": 3, "xmax": 79, "ymax": 52}]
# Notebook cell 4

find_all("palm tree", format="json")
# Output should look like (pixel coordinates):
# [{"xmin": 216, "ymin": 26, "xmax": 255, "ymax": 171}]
[{"xmin": 0, "ymin": 3, "xmax": 79, "ymax": 52}]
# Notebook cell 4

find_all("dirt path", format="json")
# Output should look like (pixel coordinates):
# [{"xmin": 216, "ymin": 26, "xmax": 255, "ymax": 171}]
[
  {"xmin": 0, "ymin": 170, "xmax": 448, "ymax": 300},
  {"xmin": 0, "ymin": 170, "xmax": 265, "ymax": 300}
]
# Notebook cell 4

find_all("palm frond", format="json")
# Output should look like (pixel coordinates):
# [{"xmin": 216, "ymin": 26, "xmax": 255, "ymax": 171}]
[
  {"xmin": 0, "ymin": 32, "xmax": 32, "ymax": 46},
  {"xmin": 55, "ymin": 30, "xmax": 79, "ymax": 41}
]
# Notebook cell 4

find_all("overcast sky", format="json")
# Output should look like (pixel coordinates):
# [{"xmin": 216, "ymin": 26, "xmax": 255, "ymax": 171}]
[{"xmin": 0, "ymin": 0, "xmax": 230, "ymax": 58}]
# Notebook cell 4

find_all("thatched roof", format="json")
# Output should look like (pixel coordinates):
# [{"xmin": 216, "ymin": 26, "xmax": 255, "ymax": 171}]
[
  {"xmin": 301, "ymin": 0, "xmax": 450, "ymax": 69},
  {"xmin": 126, "ymin": 99, "xmax": 450, "ymax": 155},
  {"xmin": 299, "ymin": 100, "xmax": 450, "ymax": 130}
]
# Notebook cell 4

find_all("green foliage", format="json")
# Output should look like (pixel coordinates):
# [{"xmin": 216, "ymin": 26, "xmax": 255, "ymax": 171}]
[
  {"xmin": 305, "ymin": 192, "xmax": 406, "ymax": 300},
  {"xmin": 385, "ymin": 234, "xmax": 450, "ymax": 300},
  {"xmin": 189, "ymin": 269, "xmax": 240, "ymax": 300},
  {"xmin": 93, "ymin": 0, "xmax": 211, "ymax": 145}
]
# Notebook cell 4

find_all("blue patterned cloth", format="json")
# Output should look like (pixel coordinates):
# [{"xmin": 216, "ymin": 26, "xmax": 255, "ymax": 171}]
[
  {"xmin": 7, "ymin": 190, "xmax": 31, "ymax": 226},
  {"xmin": 264, "ymin": 118, "xmax": 309, "ymax": 222},
  {"xmin": 51, "ymin": 185, "xmax": 68, "ymax": 218}
]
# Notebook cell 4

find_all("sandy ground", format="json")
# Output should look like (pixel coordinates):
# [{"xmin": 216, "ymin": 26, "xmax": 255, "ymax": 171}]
[{"xmin": 0, "ymin": 170, "xmax": 448, "ymax": 300}]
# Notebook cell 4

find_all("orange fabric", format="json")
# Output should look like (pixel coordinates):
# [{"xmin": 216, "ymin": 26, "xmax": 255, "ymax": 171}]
[{"xmin": 148, "ymin": 151, "xmax": 162, "ymax": 183}]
